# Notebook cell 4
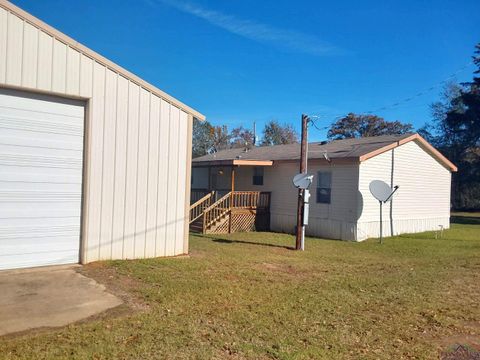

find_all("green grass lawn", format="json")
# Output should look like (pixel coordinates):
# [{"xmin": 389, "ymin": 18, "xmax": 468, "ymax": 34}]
[{"xmin": 1, "ymin": 219, "xmax": 479, "ymax": 359}]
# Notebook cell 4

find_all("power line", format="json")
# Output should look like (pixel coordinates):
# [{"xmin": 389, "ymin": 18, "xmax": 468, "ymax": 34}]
[
  {"xmin": 308, "ymin": 60, "xmax": 475, "ymax": 126},
  {"xmin": 364, "ymin": 60, "xmax": 474, "ymax": 115},
  {"xmin": 307, "ymin": 116, "xmax": 330, "ymax": 132}
]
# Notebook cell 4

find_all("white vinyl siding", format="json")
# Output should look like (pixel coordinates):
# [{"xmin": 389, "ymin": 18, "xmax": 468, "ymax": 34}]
[
  {"xmin": 192, "ymin": 138, "xmax": 452, "ymax": 242},
  {"xmin": 232, "ymin": 161, "xmax": 360, "ymax": 241},
  {"xmin": 0, "ymin": 88, "xmax": 84, "ymax": 270},
  {"xmin": 0, "ymin": 5, "xmax": 196, "ymax": 265},
  {"xmin": 357, "ymin": 140, "xmax": 451, "ymax": 240}
]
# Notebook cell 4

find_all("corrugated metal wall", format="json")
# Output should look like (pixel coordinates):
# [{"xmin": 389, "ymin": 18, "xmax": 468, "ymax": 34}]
[{"xmin": 0, "ymin": 3, "xmax": 195, "ymax": 262}]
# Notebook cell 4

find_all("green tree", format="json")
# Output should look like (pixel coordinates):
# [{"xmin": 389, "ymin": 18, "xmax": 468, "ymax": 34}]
[
  {"xmin": 192, "ymin": 118, "xmax": 213, "ymax": 158},
  {"xmin": 442, "ymin": 44, "xmax": 480, "ymax": 210},
  {"xmin": 418, "ymin": 81, "xmax": 465, "ymax": 149},
  {"xmin": 260, "ymin": 120, "xmax": 298, "ymax": 146},
  {"xmin": 230, "ymin": 126, "xmax": 255, "ymax": 149},
  {"xmin": 210, "ymin": 125, "xmax": 230, "ymax": 152},
  {"xmin": 192, "ymin": 119, "xmax": 231, "ymax": 157},
  {"xmin": 327, "ymin": 113, "xmax": 413, "ymax": 140},
  {"xmin": 420, "ymin": 43, "xmax": 480, "ymax": 210}
]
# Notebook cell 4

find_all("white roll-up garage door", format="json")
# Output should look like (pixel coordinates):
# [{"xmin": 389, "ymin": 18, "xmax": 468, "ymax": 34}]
[{"xmin": 0, "ymin": 88, "xmax": 85, "ymax": 270}]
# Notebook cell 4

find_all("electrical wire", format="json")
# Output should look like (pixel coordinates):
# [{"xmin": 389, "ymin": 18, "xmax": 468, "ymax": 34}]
[
  {"xmin": 308, "ymin": 116, "xmax": 330, "ymax": 132},
  {"xmin": 308, "ymin": 60, "xmax": 475, "ymax": 125}
]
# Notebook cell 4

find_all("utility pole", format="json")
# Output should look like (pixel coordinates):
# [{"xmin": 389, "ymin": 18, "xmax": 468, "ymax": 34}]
[{"xmin": 295, "ymin": 114, "xmax": 309, "ymax": 250}]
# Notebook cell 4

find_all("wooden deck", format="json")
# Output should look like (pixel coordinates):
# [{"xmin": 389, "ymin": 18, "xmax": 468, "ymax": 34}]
[{"xmin": 189, "ymin": 191, "xmax": 270, "ymax": 234}]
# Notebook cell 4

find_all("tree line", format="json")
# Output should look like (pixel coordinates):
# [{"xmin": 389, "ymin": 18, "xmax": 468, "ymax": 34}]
[
  {"xmin": 193, "ymin": 43, "xmax": 479, "ymax": 210},
  {"xmin": 418, "ymin": 44, "xmax": 480, "ymax": 210},
  {"xmin": 192, "ymin": 120, "xmax": 298, "ymax": 157}
]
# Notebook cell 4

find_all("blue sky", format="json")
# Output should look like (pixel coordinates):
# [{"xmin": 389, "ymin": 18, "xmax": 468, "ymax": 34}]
[{"xmin": 13, "ymin": 0, "xmax": 480, "ymax": 141}]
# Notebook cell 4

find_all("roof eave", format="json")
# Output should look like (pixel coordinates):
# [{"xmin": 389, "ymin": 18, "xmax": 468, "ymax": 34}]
[
  {"xmin": 274, "ymin": 157, "xmax": 359, "ymax": 165},
  {"xmin": 192, "ymin": 159, "xmax": 273, "ymax": 167},
  {"xmin": 359, "ymin": 133, "xmax": 458, "ymax": 172}
]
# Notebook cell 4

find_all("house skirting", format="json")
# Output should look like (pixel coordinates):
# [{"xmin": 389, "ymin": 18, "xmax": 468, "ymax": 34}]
[
  {"xmin": 356, "ymin": 217, "xmax": 450, "ymax": 241},
  {"xmin": 269, "ymin": 213, "xmax": 451, "ymax": 241},
  {"xmin": 269, "ymin": 213, "xmax": 357, "ymax": 241}
]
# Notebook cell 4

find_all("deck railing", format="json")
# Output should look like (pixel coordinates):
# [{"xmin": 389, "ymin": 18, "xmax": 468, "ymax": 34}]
[
  {"xmin": 232, "ymin": 191, "xmax": 271, "ymax": 209},
  {"xmin": 189, "ymin": 191, "xmax": 215, "ymax": 224},
  {"xmin": 203, "ymin": 192, "xmax": 232, "ymax": 229},
  {"xmin": 190, "ymin": 191, "xmax": 271, "ymax": 231}
]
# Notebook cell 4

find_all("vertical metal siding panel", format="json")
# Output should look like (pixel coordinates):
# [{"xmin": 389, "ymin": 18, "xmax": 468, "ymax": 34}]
[
  {"xmin": 66, "ymin": 47, "xmax": 80, "ymax": 95},
  {"xmin": 52, "ymin": 39, "xmax": 67, "ymax": 93},
  {"xmin": 175, "ymin": 111, "xmax": 188, "ymax": 255},
  {"xmin": 79, "ymin": 54, "xmax": 93, "ymax": 97},
  {"xmin": 85, "ymin": 62, "xmax": 105, "ymax": 262},
  {"xmin": 0, "ymin": 3, "xmax": 201, "ymax": 262},
  {"xmin": 165, "ymin": 105, "xmax": 179, "ymax": 256},
  {"xmin": 134, "ymin": 89, "xmax": 150, "ymax": 258},
  {"xmin": 0, "ymin": 7, "xmax": 7, "ymax": 83},
  {"xmin": 111, "ymin": 75, "xmax": 129, "ymax": 259},
  {"xmin": 145, "ymin": 94, "xmax": 160, "ymax": 258},
  {"xmin": 6, "ymin": 13, "xmax": 23, "ymax": 86},
  {"xmin": 37, "ymin": 31, "xmax": 53, "ymax": 91},
  {"xmin": 99, "ymin": 69, "xmax": 117, "ymax": 259},
  {"xmin": 21, "ymin": 22, "xmax": 38, "ymax": 88},
  {"xmin": 183, "ymin": 114, "xmax": 193, "ymax": 254},
  {"xmin": 122, "ymin": 82, "xmax": 140, "ymax": 259},
  {"xmin": 155, "ymin": 99, "xmax": 170, "ymax": 257}
]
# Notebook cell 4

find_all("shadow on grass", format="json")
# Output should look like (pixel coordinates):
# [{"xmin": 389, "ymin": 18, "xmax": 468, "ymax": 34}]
[
  {"xmin": 451, "ymin": 216, "xmax": 480, "ymax": 225},
  {"xmin": 193, "ymin": 234, "xmax": 294, "ymax": 250}
]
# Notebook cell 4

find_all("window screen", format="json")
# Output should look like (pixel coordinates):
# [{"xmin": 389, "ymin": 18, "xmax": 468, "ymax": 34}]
[{"xmin": 316, "ymin": 171, "xmax": 332, "ymax": 204}]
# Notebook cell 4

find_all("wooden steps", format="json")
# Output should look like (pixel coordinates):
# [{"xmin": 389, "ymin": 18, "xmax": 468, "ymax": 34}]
[
  {"xmin": 189, "ymin": 215, "xmax": 204, "ymax": 233},
  {"xmin": 205, "ymin": 212, "xmax": 230, "ymax": 234},
  {"xmin": 189, "ymin": 191, "xmax": 271, "ymax": 234}
]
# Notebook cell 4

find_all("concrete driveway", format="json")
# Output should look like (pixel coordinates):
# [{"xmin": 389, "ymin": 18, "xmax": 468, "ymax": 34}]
[{"xmin": 0, "ymin": 265, "xmax": 122, "ymax": 336}]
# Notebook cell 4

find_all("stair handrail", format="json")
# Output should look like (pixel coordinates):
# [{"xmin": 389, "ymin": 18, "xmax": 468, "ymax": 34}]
[
  {"xmin": 203, "ymin": 192, "xmax": 232, "ymax": 229},
  {"xmin": 189, "ymin": 191, "xmax": 215, "ymax": 224}
]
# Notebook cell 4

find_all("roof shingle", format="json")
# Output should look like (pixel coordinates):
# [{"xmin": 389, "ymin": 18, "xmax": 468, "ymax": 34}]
[{"xmin": 193, "ymin": 133, "xmax": 414, "ymax": 164}]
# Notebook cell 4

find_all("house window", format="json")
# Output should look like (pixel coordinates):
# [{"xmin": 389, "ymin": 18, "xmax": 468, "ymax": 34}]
[
  {"xmin": 252, "ymin": 167, "xmax": 264, "ymax": 186},
  {"xmin": 316, "ymin": 171, "xmax": 332, "ymax": 204}
]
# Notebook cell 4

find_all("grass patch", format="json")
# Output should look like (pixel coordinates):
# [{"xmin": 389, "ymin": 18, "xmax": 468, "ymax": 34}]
[
  {"xmin": 1, "ymin": 220, "xmax": 479, "ymax": 359},
  {"xmin": 451, "ymin": 211, "xmax": 480, "ymax": 225}
]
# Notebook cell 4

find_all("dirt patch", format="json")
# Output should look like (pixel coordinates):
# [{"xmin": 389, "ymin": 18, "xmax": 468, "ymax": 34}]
[
  {"xmin": 189, "ymin": 249, "xmax": 208, "ymax": 259},
  {"xmin": 78, "ymin": 263, "xmax": 150, "ymax": 312}
]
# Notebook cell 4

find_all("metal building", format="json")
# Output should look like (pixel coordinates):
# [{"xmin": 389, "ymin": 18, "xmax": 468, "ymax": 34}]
[{"xmin": 0, "ymin": 0, "xmax": 204, "ymax": 270}]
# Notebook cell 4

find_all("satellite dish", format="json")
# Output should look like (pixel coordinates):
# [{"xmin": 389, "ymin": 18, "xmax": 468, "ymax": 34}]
[
  {"xmin": 369, "ymin": 180, "xmax": 400, "ymax": 244},
  {"xmin": 369, "ymin": 180, "xmax": 395, "ymax": 202},
  {"xmin": 293, "ymin": 173, "xmax": 314, "ymax": 189}
]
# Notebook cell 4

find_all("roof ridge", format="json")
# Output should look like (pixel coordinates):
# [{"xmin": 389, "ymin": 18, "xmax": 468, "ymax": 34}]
[{"xmin": 192, "ymin": 133, "xmax": 456, "ymax": 172}]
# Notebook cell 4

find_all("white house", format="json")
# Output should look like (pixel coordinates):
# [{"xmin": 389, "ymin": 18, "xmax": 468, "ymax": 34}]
[
  {"xmin": 191, "ymin": 133, "xmax": 457, "ymax": 241},
  {"xmin": 0, "ymin": 1, "xmax": 204, "ymax": 270}
]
